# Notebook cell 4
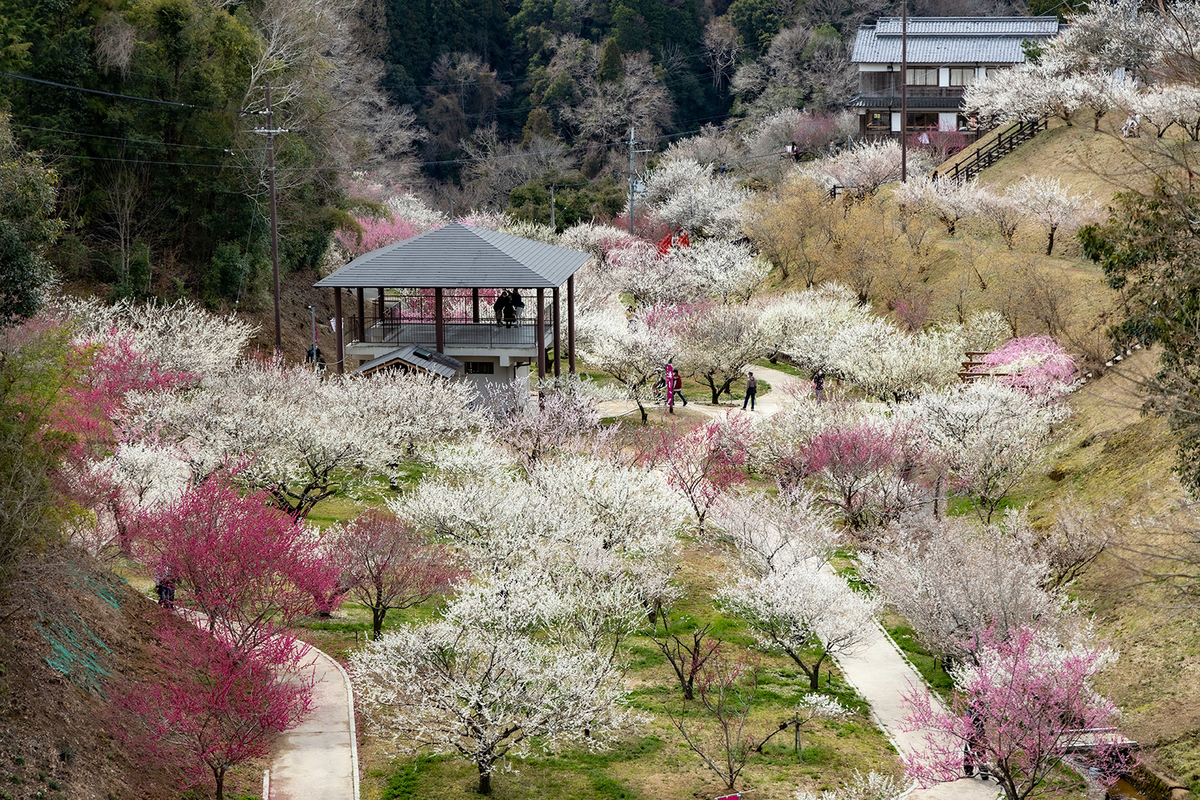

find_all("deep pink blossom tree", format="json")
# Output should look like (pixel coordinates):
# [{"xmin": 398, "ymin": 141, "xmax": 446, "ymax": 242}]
[
  {"xmin": 328, "ymin": 510, "xmax": 464, "ymax": 639},
  {"xmin": 113, "ymin": 620, "xmax": 313, "ymax": 800},
  {"xmin": 137, "ymin": 476, "xmax": 340, "ymax": 652},
  {"xmin": 54, "ymin": 334, "xmax": 194, "ymax": 462},
  {"xmin": 802, "ymin": 419, "xmax": 920, "ymax": 529},
  {"xmin": 650, "ymin": 415, "xmax": 751, "ymax": 531},
  {"xmin": 903, "ymin": 626, "xmax": 1128, "ymax": 800}
]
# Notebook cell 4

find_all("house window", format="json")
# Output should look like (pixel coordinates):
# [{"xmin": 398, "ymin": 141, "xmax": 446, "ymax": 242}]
[
  {"xmin": 866, "ymin": 111, "xmax": 891, "ymax": 131},
  {"xmin": 907, "ymin": 112, "xmax": 940, "ymax": 131},
  {"xmin": 948, "ymin": 68, "xmax": 976, "ymax": 86},
  {"xmin": 463, "ymin": 361, "xmax": 495, "ymax": 375},
  {"xmin": 985, "ymin": 67, "xmax": 1005, "ymax": 79},
  {"xmin": 906, "ymin": 68, "xmax": 938, "ymax": 86}
]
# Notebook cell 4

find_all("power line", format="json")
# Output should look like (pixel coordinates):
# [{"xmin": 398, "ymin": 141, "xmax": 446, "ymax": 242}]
[
  {"xmin": 9, "ymin": 121, "xmax": 264, "ymax": 153},
  {"xmin": 0, "ymin": 71, "xmax": 262, "ymax": 115}
]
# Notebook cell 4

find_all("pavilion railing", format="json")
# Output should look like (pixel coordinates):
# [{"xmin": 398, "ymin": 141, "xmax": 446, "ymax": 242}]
[{"xmin": 347, "ymin": 310, "xmax": 551, "ymax": 349}]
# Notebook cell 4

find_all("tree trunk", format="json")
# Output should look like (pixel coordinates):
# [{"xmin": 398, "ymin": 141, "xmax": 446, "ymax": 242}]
[
  {"xmin": 214, "ymin": 766, "xmax": 226, "ymax": 800},
  {"xmin": 372, "ymin": 605, "xmax": 388, "ymax": 640},
  {"xmin": 1046, "ymin": 225, "xmax": 1057, "ymax": 256},
  {"xmin": 477, "ymin": 761, "xmax": 492, "ymax": 794}
]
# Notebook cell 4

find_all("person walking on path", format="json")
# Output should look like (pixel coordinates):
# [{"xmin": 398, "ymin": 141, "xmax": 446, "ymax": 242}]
[
  {"xmin": 742, "ymin": 372, "xmax": 758, "ymax": 410},
  {"xmin": 813, "ymin": 369, "xmax": 825, "ymax": 404},
  {"xmin": 665, "ymin": 364, "xmax": 676, "ymax": 413},
  {"xmin": 669, "ymin": 365, "xmax": 687, "ymax": 407}
]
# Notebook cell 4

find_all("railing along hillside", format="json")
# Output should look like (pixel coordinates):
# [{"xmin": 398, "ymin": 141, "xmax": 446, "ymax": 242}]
[{"xmin": 944, "ymin": 117, "xmax": 1048, "ymax": 182}]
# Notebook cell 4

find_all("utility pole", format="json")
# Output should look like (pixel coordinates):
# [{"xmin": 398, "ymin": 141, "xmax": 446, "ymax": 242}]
[
  {"xmin": 627, "ymin": 127, "xmax": 636, "ymax": 235},
  {"xmin": 254, "ymin": 83, "xmax": 288, "ymax": 353},
  {"xmin": 900, "ymin": 0, "xmax": 909, "ymax": 182},
  {"xmin": 549, "ymin": 183, "xmax": 556, "ymax": 231},
  {"xmin": 625, "ymin": 128, "xmax": 650, "ymax": 235}
]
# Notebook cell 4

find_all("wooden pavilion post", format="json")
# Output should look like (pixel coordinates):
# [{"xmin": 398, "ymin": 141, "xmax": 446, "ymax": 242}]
[
  {"xmin": 333, "ymin": 289, "xmax": 344, "ymax": 375},
  {"xmin": 356, "ymin": 288, "xmax": 365, "ymax": 342},
  {"xmin": 377, "ymin": 288, "xmax": 385, "ymax": 320},
  {"xmin": 434, "ymin": 288, "xmax": 445, "ymax": 353},
  {"xmin": 567, "ymin": 275, "xmax": 576, "ymax": 374},
  {"xmin": 552, "ymin": 286, "xmax": 561, "ymax": 378},
  {"xmin": 536, "ymin": 288, "xmax": 546, "ymax": 381},
  {"xmin": 472, "ymin": 288, "xmax": 480, "ymax": 323}
]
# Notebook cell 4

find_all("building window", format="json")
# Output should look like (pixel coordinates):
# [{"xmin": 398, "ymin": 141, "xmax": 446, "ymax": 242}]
[
  {"xmin": 463, "ymin": 361, "xmax": 495, "ymax": 375},
  {"xmin": 985, "ymin": 66, "xmax": 1005, "ymax": 79},
  {"xmin": 906, "ymin": 112, "xmax": 940, "ymax": 131},
  {"xmin": 948, "ymin": 67, "xmax": 976, "ymax": 86},
  {"xmin": 906, "ymin": 68, "xmax": 938, "ymax": 86},
  {"xmin": 866, "ymin": 111, "xmax": 891, "ymax": 131}
]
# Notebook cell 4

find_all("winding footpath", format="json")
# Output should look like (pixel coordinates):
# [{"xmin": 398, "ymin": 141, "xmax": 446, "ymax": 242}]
[
  {"xmin": 601, "ymin": 365, "xmax": 1001, "ymax": 800},
  {"xmin": 268, "ymin": 645, "xmax": 360, "ymax": 800},
  {"xmin": 264, "ymin": 366, "xmax": 993, "ymax": 799}
]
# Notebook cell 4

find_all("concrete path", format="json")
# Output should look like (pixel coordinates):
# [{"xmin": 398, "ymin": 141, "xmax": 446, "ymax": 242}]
[
  {"xmin": 833, "ymin": 617, "xmax": 1001, "ymax": 800},
  {"xmin": 595, "ymin": 364, "xmax": 801, "ymax": 421},
  {"xmin": 269, "ymin": 644, "xmax": 359, "ymax": 800},
  {"xmin": 596, "ymin": 368, "xmax": 998, "ymax": 800}
]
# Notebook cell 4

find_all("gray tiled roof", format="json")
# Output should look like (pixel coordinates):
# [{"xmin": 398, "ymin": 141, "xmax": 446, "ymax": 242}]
[
  {"xmin": 315, "ymin": 223, "xmax": 591, "ymax": 290},
  {"xmin": 852, "ymin": 16, "xmax": 1060, "ymax": 65},
  {"xmin": 874, "ymin": 16, "xmax": 1060, "ymax": 36},
  {"xmin": 848, "ymin": 95, "xmax": 964, "ymax": 109},
  {"xmin": 354, "ymin": 344, "xmax": 463, "ymax": 379}
]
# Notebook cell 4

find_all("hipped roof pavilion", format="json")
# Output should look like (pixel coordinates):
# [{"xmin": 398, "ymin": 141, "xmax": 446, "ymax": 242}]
[{"xmin": 315, "ymin": 223, "xmax": 593, "ymax": 377}]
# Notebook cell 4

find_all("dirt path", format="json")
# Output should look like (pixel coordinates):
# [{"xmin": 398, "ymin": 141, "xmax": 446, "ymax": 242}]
[{"xmin": 268, "ymin": 644, "xmax": 360, "ymax": 800}]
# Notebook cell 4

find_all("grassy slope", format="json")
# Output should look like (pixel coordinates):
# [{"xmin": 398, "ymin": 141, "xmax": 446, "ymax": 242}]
[{"xmin": 1011, "ymin": 346, "xmax": 1200, "ymax": 792}]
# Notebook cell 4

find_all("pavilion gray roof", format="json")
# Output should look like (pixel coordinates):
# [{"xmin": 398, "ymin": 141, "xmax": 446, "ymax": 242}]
[
  {"xmin": 852, "ymin": 16, "xmax": 1060, "ymax": 65},
  {"xmin": 353, "ymin": 344, "xmax": 463, "ymax": 379},
  {"xmin": 315, "ymin": 223, "xmax": 591, "ymax": 290}
]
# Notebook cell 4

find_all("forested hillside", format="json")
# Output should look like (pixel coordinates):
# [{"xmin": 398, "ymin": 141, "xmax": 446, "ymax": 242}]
[{"xmin": 0, "ymin": 0, "xmax": 1050, "ymax": 310}]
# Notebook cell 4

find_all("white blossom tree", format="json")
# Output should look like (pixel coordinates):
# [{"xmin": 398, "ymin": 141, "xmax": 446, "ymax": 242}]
[
  {"xmin": 1006, "ymin": 176, "xmax": 1095, "ymax": 256},
  {"xmin": 351, "ymin": 618, "xmax": 635, "ymax": 795},
  {"xmin": 908, "ymin": 381, "xmax": 1064, "ymax": 523},
  {"xmin": 676, "ymin": 302, "xmax": 766, "ymax": 405},
  {"xmin": 577, "ymin": 305, "xmax": 679, "ymax": 424},
  {"xmin": 128, "ymin": 359, "xmax": 478, "ymax": 517},
  {"xmin": 860, "ymin": 516, "xmax": 1073, "ymax": 665},
  {"xmin": 641, "ymin": 158, "xmax": 749, "ymax": 241},
  {"xmin": 720, "ymin": 563, "xmax": 879, "ymax": 690}
]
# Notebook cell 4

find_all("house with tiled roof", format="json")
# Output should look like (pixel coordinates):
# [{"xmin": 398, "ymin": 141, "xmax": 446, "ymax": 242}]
[{"xmin": 848, "ymin": 16, "xmax": 1061, "ymax": 140}]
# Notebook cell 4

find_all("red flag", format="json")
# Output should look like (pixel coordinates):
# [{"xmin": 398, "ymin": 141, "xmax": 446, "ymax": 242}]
[
  {"xmin": 677, "ymin": 230, "xmax": 690, "ymax": 248},
  {"xmin": 657, "ymin": 232, "xmax": 672, "ymax": 255}
]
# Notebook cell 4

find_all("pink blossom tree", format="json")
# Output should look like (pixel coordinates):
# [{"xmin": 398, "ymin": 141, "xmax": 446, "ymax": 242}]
[
  {"xmin": 801, "ymin": 419, "xmax": 921, "ymax": 530},
  {"xmin": 328, "ymin": 510, "xmax": 464, "ymax": 639},
  {"xmin": 334, "ymin": 214, "xmax": 423, "ymax": 257},
  {"xmin": 113, "ymin": 620, "xmax": 313, "ymax": 800},
  {"xmin": 137, "ymin": 476, "xmax": 340, "ymax": 653},
  {"xmin": 650, "ymin": 415, "xmax": 752, "ymax": 531},
  {"xmin": 975, "ymin": 336, "xmax": 1076, "ymax": 403},
  {"xmin": 903, "ymin": 626, "xmax": 1128, "ymax": 800}
]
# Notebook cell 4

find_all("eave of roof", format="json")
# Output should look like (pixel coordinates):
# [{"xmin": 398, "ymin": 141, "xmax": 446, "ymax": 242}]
[
  {"xmin": 315, "ymin": 223, "xmax": 592, "ymax": 290},
  {"xmin": 353, "ymin": 344, "xmax": 463, "ymax": 379}
]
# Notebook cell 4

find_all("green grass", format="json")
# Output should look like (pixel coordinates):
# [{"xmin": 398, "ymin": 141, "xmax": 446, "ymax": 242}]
[
  {"xmin": 755, "ymin": 359, "xmax": 806, "ymax": 378},
  {"xmin": 884, "ymin": 622, "xmax": 955, "ymax": 699}
]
